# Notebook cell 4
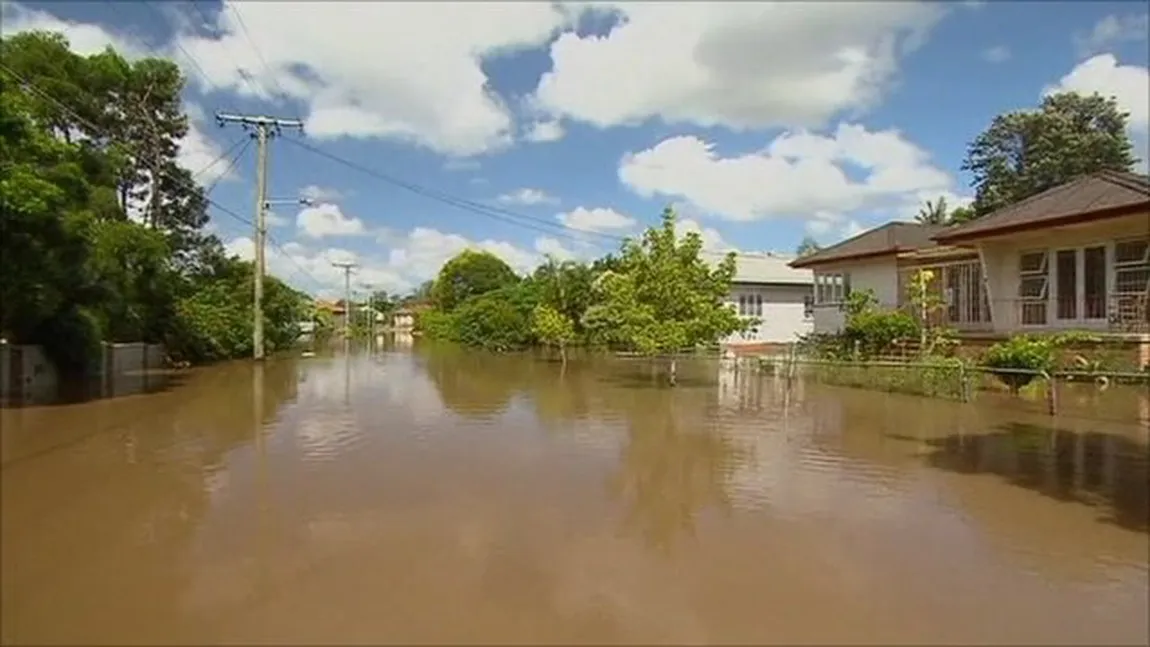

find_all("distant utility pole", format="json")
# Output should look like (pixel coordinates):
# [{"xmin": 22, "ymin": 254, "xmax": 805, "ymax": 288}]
[
  {"xmin": 215, "ymin": 112, "xmax": 305, "ymax": 360},
  {"xmin": 360, "ymin": 282, "xmax": 376, "ymax": 348},
  {"xmin": 332, "ymin": 262, "xmax": 358, "ymax": 336}
]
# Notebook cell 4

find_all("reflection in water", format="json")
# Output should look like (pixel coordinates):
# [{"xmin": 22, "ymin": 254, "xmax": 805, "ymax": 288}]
[{"xmin": 2, "ymin": 349, "xmax": 1147, "ymax": 644}]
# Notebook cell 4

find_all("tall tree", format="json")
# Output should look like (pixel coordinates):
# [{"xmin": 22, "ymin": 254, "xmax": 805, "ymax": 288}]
[
  {"xmin": 583, "ymin": 207, "xmax": 749, "ymax": 385},
  {"xmin": 795, "ymin": 235, "xmax": 821, "ymax": 257},
  {"xmin": 962, "ymin": 91, "xmax": 1138, "ymax": 217},
  {"xmin": 915, "ymin": 196, "xmax": 950, "ymax": 224},
  {"xmin": 431, "ymin": 249, "xmax": 519, "ymax": 311}
]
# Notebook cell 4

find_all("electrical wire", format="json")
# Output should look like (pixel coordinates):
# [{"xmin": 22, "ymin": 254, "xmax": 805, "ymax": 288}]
[
  {"xmin": 182, "ymin": 0, "xmax": 269, "ymax": 100},
  {"xmin": 282, "ymin": 137, "xmax": 623, "ymax": 250},
  {"xmin": 191, "ymin": 136, "xmax": 246, "ymax": 179},
  {"xmin": 1, "ymin": 61, "xmax": 329, "ymax": 291},
  {"xmin": 203, "ymin": 136, "xmax": 251, "ymax": 196},
  {"xmin": 225, "ymin": 1, "xmax": 293, "ymax": 103}
]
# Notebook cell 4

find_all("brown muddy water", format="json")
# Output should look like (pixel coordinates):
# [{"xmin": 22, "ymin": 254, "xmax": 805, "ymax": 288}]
[{"xmin": 2, "ymin": 342, "xmax": 1148, "ymax": 645}]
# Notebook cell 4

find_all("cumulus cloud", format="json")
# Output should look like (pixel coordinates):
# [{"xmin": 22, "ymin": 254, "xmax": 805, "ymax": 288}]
[
  {"xmin": 1073, "ymin": 14, "xmax": 1149, "ymax": 58},
  {"xmin": 618, "ymin": 123, "xmax": 957, "ymax": 224},
  {"xmin": 556, "ymin": 206, "xmax": 635, "ymax": 233},
  {"xmin": 296, "ymin": 203, "xmax": 368, "ymax": 239},
  {"xmin": 496, "ymin": 188, "xmax": 559, "ymax": 206},
  {"xmin": 531, "ymin": 2, "xmax": 946, "ymax": 132},
  {"xmin": 1043, "ymin": 54, "xmax": 1149, "ymax": 131},
  {"xmin": 300, "ymin": 184, "xmax": 344, "ymax": 203},
  {"xmin": 172, "ymin": 1, "xmax": 579, "ymax": 157}
]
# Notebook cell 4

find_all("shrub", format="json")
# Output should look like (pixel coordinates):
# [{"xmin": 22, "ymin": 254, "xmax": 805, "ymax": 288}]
[
  {"xmin": 843, "ymin": 309, "xmax": 920, "ymax": 358},
  {"xmin": 982, "ymin": 335, "xmax": 1058, "ymax": 392}
]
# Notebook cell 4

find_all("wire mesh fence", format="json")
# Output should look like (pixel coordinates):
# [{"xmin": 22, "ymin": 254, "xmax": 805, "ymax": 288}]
[{"xmin": 754, "ymin": 352, "xmax": 1150, "ymax": 422}]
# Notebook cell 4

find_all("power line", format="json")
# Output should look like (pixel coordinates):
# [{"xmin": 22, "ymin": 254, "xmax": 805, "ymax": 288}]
[
  {"xmin": 181, "ymin": 0, "xmax": 268, "ymax": 99},
  {"xmin": 225, "ymin": 1, "xmax": 293, "ymax": 102},
  {"xmin": 282, "ymin": 137, "xmax": 623, "ymax": 249},
  {"xmin": 192, "ymin": 136, "xmax": 246, "ymax": 179},
  {"xmin": 202, "ymin": 136, "xmax": 252, "ymax": 196}
]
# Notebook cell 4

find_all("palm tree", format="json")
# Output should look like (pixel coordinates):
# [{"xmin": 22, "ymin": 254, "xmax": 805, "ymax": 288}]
[{"xmin": 916, "ymin": 196, "xmax": 950, "ymax": 224}]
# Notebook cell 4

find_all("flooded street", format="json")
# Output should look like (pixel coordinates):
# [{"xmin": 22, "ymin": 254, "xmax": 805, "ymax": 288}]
[{"xmin": 2, "ymin": 343, "xmax": 1148, "ymax": 645}]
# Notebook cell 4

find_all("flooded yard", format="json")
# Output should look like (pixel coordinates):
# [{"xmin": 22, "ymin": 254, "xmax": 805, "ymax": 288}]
[{"xmin": 2, "ymin": 343, "xmax": 1147, "ymax": 644}]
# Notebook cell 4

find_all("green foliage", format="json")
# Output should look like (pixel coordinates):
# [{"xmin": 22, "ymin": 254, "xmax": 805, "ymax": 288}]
[
  {"xmin": 531, "ymin": 304, "xmax": 575, "ymax": 361},
  {"xmin": 915, "ymin": 196, "xmax": 950, "ymax": 224},
  {"xmin": 980, "ymin": 334, "xmax": 1100, "ymax": 392},
  {"xmin": 583, "ymin": 207, "xmax": 748, "ymax": 356},
  {"xmin": 795, "ymin": 235, "xmax": 821, "ymax": 257},
  {"xmin": 809, "ymin": 356, "xmax": 970, "ymax": 400},
  {"xmin": 962, "ymin": 91, "xmax": 1138, "ymax": 217},
  {"xmin": 452, "ymin": 283, "xmax": 539, "ymax": 351},
  {"xmin": 0, "ymin": 30, "xmax": 308, "ymax": 372},
  {"xmin": 431, "ymin": 249, "xmax": 519, "ymax": 311}
]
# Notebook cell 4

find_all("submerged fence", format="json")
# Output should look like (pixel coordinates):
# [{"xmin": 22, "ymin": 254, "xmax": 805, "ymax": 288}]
[{"xmin": 755, "ymin": 353, "xmax": 1150, "ymax": 418}]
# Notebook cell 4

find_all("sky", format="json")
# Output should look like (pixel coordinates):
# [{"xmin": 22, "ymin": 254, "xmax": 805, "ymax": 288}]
[{"xmin": 4, "ymin": 0, "xmax": 1149, "ymax": 298}]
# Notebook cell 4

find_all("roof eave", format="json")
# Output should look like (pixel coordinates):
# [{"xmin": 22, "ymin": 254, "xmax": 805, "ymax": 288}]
[
  {"xmin": 788, "ymin": 248, "xmax": 900, "ymax": 269},
  {"xmin": 933, "ymin": 201, "xmax": 1150, "ymax": 245}
]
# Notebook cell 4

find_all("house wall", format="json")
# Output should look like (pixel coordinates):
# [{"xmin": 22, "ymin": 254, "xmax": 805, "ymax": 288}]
[
  {"xmin": 975, "ymin": 212, "xmax": 1149, "ymax": 333},
  {"xmin": 723, "ymin": 282, "xmax": 813, "ymax": 347},
  {"xmin": 810, "ymin": 257, "xmax": 900, "ymax": 334}
]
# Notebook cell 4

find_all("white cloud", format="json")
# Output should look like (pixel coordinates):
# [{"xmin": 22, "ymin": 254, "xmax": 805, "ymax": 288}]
[
  {"xmin": 676, "ymin": 217, "xmax": 731, "ymax": 253},
  {"xmin": 1073, "ymin": 14, "xmax": 1149, "ymax": 58},
  {"xmin": 556, "ymin": 207, "xmax": 635, "ymax": 233},
  {"xmin": 618, "ymin": 123, "xmax": 956, "ymax": 224},
  {"xmin": 523, "ymin": 120, "xmax": 565, "ymax": 143},
  {"xmin": 3, "ymin": 5, "xmax": 235, "ymax": 184},
  {"xmin": 1043, "ymin": 54, "xmax": 1150, "ymax": 132},
  {"xmin": 496, "ymin": 188, "xmax": 559, "ymax": 206},
  {"xmin": 299, "ymin": 185, "xmax": 344, "ymax": 203},
  {"xmin": 981, "ymin": 46, "xmax": 1011, "ymax": 63},
  {"xmin": 531, "ymin": 2, "xmax": 946, "ymax": 132},
  {"xmin": 296, "ymin": 203, "xmax": 367, "ymax": 239},
  {"xmin": 173, "ymin": 1, "xmax": 579, "ymax": 157}
]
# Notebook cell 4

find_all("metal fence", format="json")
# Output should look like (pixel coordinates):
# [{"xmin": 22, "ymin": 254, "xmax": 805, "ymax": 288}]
[{"xmin": 756, "ymin": 353, "xmax": 1149, "ymax": 419}]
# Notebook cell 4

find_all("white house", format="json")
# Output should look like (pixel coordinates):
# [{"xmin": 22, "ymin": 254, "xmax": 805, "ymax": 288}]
[
  {"xmin": 720, "ymin": 252, "xmax": 814, "ymax": 350},
  {"xmin": 788, "ymin": 171, "xmax": 1149, "ymax": 363},
  {"xmin": 789, "ymin": 222, "xmax": 949, "ymax": 334}
]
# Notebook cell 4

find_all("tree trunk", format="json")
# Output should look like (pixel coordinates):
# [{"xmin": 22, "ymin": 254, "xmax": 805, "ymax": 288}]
[
  {"xmin": 559, "ymin": 343, "xmax": 567, "ymax": 366},
  {"xmin": 669, "ymin": 358, "xmax": 678, "ymax": 386}
]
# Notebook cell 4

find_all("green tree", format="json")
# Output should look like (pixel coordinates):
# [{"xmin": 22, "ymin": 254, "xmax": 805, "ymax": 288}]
[
  {"xmin": 962, "ymin": 91, "xmax": 1138, "ymax": 217},
  {"xmin": 431, "ymin": 249, "xmax": 519, "ymax": 311},
  {"xmin": 949, "ymin": 205, "xmax": 976, "ymax": 223},
  {"xmin": 583, "ymin": 207, "xmax": 749, "ymax": 385},
  {"xmin": 531, "ymin": 304, "xmax": 575, "ymax": 365},
  {"xmin": 532, "ymin": 257, "xmax": 595, "ymax": 337},
  {"xmin": 795, "ymin": 235, "xmax": 821, "ymax": 257},
  {"xmin": 915, "ymin": 196, "xmax": 950, "ymax": 225}
]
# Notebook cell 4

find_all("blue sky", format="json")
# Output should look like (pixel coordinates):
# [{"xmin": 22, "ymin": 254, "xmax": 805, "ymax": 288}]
[{"xmin": 5, "ymin": 1, "xmax": 1149, "ymax": 296}]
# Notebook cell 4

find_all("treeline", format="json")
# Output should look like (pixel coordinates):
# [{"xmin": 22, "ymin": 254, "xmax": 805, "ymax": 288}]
[
  {"xmin": 418, "ymin": 209, "xmax": 752, "ymax": 378},
  {"xmin": 1, "ymin": 31, "xmax": 308, "ymax": 375}
]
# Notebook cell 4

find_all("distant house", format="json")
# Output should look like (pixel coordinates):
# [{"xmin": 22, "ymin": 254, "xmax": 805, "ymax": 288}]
[
  {"xmin": 392, "ymin": 308, "xmax": 416, "ymax": 331},
  {"xmin": 789, "ymin": 222, "xmax": 954, "ymax": 334},
  {"xmin": 720, "ymin": 252, "xmax": 814, "ymax": 351},
  {"xmin": 790, "ymin": 171, "xmax": 1150, "ymax": 342}
]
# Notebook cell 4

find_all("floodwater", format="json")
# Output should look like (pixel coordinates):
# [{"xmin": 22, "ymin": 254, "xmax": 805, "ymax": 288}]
[{"xmin": 2, "ymin": 342, "xmax": 1148, "ymax": 645}]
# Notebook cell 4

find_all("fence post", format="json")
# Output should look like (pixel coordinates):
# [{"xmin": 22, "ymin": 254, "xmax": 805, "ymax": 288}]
[
  {"xmin": 959, "ymin": 364, "xmax": 969, "ymax": 402},
  {"xmin": 1043, "ymin": 371, "xmax": 1058, "ymax": 416}
]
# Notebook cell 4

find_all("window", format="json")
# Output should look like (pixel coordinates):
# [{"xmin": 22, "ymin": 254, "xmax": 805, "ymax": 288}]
[
  {"xmin": 1055, "ymin": 249, "xmax": 1077, "ymax": 320},
  {"xmin": 1113, "ymin": 238, "xmax": 1150, "ymax": 325},
  {"xmin": 803, "ymin": 295, "xmax": 814, "ymax": 320},
  {"xmin": 1084, "ymin": 246, "xmax": 1106, "ymax": 320},
  {"xmin": 754, "ymin": 293, "xmax": 763, "ymax": 317},
  {"xmin": 738, "ymin": 294, "xmax": 747, "ymax": 316},
  {"xmin": 814, "ymin": 272, "xmax": 852, "ymax": 305},
  {"xmin": 1018, "ymin": 250, "xmax": 1048, "ymax": 325}
]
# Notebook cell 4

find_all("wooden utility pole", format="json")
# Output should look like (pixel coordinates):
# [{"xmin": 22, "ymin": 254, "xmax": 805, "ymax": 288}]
[
  {"xmin": 332, "ymin": 262, "xmax": 358, "ymax": 337},
  {"xmin": 215, "ymin": 112, "xmax": 304, "ymax": 360}
]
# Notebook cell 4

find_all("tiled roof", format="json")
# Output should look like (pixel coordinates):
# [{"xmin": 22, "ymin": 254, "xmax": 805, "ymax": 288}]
[
  {"xmin": 789, "ymin": 222, "xmax": 946, "ymax": 268},
  {"xmin": 935, "ymin": 170, "xmax": 1149, "ymax": 243},
  {"xmin": 727, "ymin": 252, "xmax": 812, "ymax": 285}
]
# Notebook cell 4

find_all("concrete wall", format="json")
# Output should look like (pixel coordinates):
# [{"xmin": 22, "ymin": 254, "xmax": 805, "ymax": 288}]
[
  {"xmin": 1, "ymin": 342, "xmax": 167, "ymax": 404},
  {"xmin": 723, "ymin": 282, "xmax": 814, "ymax": 346},
  {"xmin": 810, "ymin": 257, "xmax": 900, "ymax": 334}
]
